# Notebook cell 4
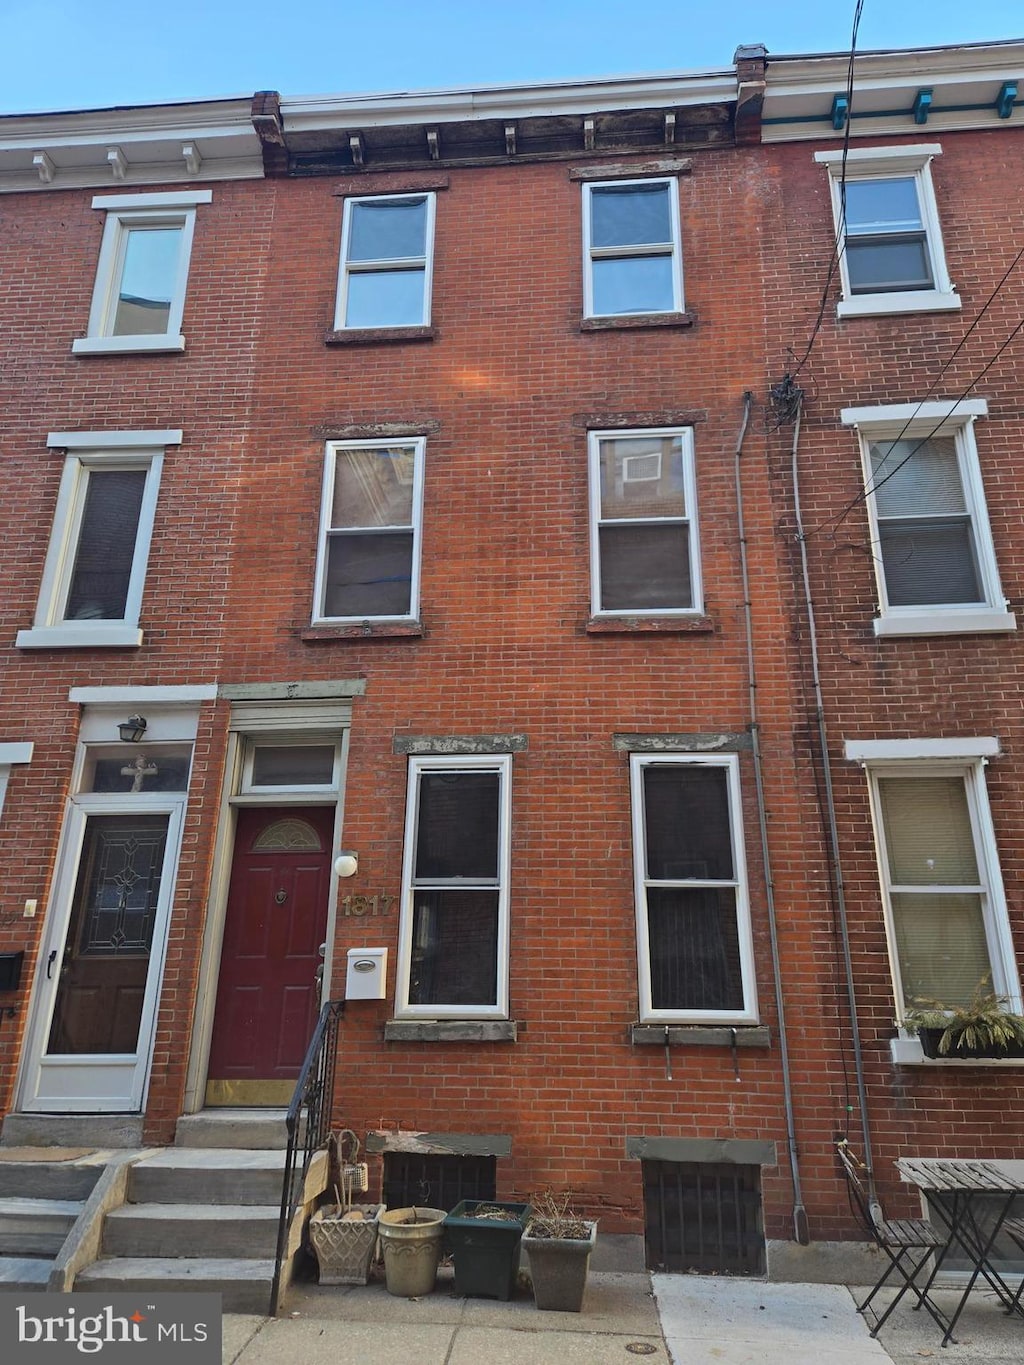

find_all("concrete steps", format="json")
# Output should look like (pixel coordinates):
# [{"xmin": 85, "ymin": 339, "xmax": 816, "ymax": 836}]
[
  {"xmin": 0, "ymin": 1256, "xmax": 53, "ymax": 1291},
  {"xmin": 0, "ymin": 1152, "xmax": 103, "ymax": 1293},
  {"xmin": 174, "ymin": 1109, "xmax": 291, "ymax": 1150},
  {"xmin": 0, "ymin": 1197, "xmax": 85, "ymax": 1256},
  {"xmin": 76, "ymin": 1256, "xmax": 276, "ymax": 1314},
  {"xmin": 128, "ymin": 1148, "xmax": 287, "ymax": 1206},
  {"xmin": 102, "ymin": 1201, "xmax": 280, "ymax": 1259}
]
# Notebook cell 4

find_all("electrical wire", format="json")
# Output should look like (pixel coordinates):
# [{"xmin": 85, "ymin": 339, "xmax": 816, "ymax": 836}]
[{"xmin": 791, "ymin": 0, "xmax": 864, "ymax": 380}]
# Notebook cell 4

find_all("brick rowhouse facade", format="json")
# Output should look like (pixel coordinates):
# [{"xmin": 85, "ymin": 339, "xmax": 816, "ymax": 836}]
[{"xmin": 0, "ymin": 39, "xmax": 1021, "ymax": 1277}]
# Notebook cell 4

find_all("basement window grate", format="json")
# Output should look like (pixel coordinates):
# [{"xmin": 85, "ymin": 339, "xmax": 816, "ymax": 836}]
[
  {"xmin": 642, "ymin": 1159, "xmax": 765, "ymax": 1275},
  {"xmin": 382, "ymin": 1153, "xmax": 496, "ymax": 1211}
]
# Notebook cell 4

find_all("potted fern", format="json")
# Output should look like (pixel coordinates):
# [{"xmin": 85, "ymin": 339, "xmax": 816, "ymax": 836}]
[
  {"xmin": 521, "ymin": 1191, "xmax": 597, "ymax": 1312},
  {"xmin": 902, "ymin": 982, "xmax": 1024, "ymax": 1060}
]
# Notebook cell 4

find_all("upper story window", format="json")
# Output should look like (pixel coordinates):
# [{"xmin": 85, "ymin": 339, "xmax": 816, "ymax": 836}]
[
  {"xmin": 334, "ymin": 193, "xmax": 436, "ymax": 329},
  {"xmin": 630, "ymin": 753, "xmax": 757, "ymax": 1024},
  {"xmin": 814, "ymin": 145, "xmax": 959, "ymax": 318},
  {"xmin": 72, "ymin": 191, "xmax": 212, "ymax": 355},
  {"xmin": 583, "ymin": 178, "xmax": 683, "ymax": 317},
  {"xmin": 16, "ymin": 429, "xmax": 180, "ymax": 650},
  {"xmin": 312, "ymin": 438, "xmax": 425, "ymax": 624},
  {"xmin": 588, "ymin": 427, "xmax": 701, "ymax": 616},
  {"xmin": 846, "ymin": 741, "xmax": 1023, "ymax": 1029},
  {"xmin": 395, "ymin": 755, "xmax": 512, "ymax": 1019},
  {"xmin": 841, "ymin": 400, "xmax": 1015, "ymax": 638}
]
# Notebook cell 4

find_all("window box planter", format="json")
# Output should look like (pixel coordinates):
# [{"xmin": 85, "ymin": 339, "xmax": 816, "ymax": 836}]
[
  {"xmin": 917, "ymin": 1027, "xmax": 1024, "ymax": 1061},
  {"xmin": 521, "ymin": 1218, "xmax": 598, "ymax": 1312},
  {"xmin": 443, "ymin": 1200, "xmax": 531, "ymax": 1300}
]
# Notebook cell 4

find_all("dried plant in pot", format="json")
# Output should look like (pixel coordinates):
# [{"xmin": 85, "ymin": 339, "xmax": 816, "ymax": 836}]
[
  {"xmin": 902, "ymin": 982, "xmax": 1024, "ymax": 1060},
  {"xmin": 521, "ymin": 1191, "xmax": 597, "ymax": 1312}
]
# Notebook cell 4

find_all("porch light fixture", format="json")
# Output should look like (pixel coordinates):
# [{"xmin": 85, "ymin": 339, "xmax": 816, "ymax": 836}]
[
  {"xmin": 118, "ymin": 715, "xmax": 147, "ymax": 744},
  {"xmin": 334, "ymin": 850, "xmax": 359, "ymax": 878}
]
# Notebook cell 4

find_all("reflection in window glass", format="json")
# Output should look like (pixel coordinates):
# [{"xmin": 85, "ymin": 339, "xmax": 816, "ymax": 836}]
[{"xmin": 113, "ymin": 228, "xmax": 181, "ymax": 335}]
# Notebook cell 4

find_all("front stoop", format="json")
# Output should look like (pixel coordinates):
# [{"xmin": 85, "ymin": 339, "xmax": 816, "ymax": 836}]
[
  {"xmin": 77, "ymin": 1124, "xmax": 328, "ymax": 1314},
  {"xmin": 0, "ymin": 1154, "xmax": 101, "ymax": 1293}
]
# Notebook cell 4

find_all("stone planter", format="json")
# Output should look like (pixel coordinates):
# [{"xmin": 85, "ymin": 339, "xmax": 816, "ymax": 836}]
[
  {"xmin": 443, "ymin": 1200, "xmax": 531, "ymax": 1300},
  {"xmin": 308, "ymin": 1202, "xmax": 384, "ymax": 1285},
  {"xmin": 378, "ymin": 1206, "xmax": 447, "ymax": 1297},
  {"xmin": 521, "ymin": 1220, "xmax": 597, "ymax": 1312}
]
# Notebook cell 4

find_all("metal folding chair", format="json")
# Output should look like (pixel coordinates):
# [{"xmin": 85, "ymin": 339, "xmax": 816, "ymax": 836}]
[
  {"xmin": 1002, "ymin": 1217, "xmax": 1024, "ymax": 1313},
  {"xmin": 836, "ymin": 1140, "xmax": 952, "ymax": 1339}
]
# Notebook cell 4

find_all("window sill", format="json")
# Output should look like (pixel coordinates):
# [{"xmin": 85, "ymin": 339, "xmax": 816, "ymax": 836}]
[
  {"xmin": 16, "ymin": 624, "xmax": 143, "ymax": 649},
  {"xmin": 581, "ymin": 312, "xmax": 694, "ymax": 332},
  {"xmin": 890, "ymin": 1036, "xmax": 1024, "ymax": 1067},
  {"xmin": 324, "ymin": 326, "xmax": 436, "ymax": 346},
  {"xmin": 301, "ymin": 621, "xmax": 424, "ymax": 642},
  {"xmin": 71, "ymin": 334, "xmax": 186, "ymax": 355},
  {"xmin": 837, "ymin": 290, "xmax": 961, "ymax": 319},
  {"xmin": 873, "ymin": 609, "xmax": 1017, "ymax": 638},
  {"xmin": 632, "ymin": 1025, "xmax": 770, "ymax": 1047},
  {"xmin": 586, "ymin": 615, "xmax": 714, "ymax": 635},
  {"xmin": 384, "ymin": 1020, "xmax": 517, "ymax": 1043}
]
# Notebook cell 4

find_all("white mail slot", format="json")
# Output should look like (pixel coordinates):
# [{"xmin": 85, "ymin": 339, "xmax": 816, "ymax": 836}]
[{"xmin": 345, "ymin": 946, "xmax": 388, "ymax": 1000}]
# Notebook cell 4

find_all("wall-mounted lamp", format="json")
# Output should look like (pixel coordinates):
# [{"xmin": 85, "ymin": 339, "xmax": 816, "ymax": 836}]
[
  {"xmin": 118, "ymin": 715, "xmax": 148, "ymax": 744},
  {"xmin": 334, "ymin": 850, "xmax": 359, "ymax": 879}
]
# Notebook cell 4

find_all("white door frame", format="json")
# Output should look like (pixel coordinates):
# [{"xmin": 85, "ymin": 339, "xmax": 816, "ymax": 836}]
[{"xmin": 17, "ymin": 791, "xmax": 187, "ymax": 1114}]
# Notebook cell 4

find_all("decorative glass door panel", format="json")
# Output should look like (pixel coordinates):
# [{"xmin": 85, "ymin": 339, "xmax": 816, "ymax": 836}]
[{"xmin": 47, "ymin": 814, "xmax": 168, "ymax": 1056}]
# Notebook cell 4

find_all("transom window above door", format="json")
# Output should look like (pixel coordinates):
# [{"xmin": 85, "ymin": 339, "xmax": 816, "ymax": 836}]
[
  {"xmin": 82, "ymin": 743, "xmax": 193, "ymax": 794},
  {"xmin": 239, "ymin": 738, "xmax": 342, "ymax": 795}
]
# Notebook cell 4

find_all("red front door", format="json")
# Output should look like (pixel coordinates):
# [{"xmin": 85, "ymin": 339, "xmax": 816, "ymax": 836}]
[{"xmin": 206, "ymin": 806, "xmax": 333, "ymax": 1105}]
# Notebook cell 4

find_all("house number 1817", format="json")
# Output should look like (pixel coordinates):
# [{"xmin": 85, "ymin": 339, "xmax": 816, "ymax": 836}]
[{"xmin": 342, "ymin": 893, "xmax": 394, "ymax": 917}]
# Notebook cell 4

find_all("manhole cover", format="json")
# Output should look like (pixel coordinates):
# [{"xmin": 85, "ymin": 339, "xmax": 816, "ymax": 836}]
[{"xmin": 625, "ymin": 1346, "xmax": 658, "ymax": 1357}]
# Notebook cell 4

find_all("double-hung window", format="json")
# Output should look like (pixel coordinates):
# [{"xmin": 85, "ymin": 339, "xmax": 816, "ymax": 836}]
[
  {"xmin": 815, "ymin": 146, "xmax": 959, "ymax": 317},
  {"xmin": 588, "ymin": 427, "xmax": 701, "ymax": 615},
  {"xmin": 335, "ymin": 193, "xmax": 436, "ymax": 329},
  {"xmin": 312, "ymin": 438, "xmax": 425, "ymax": 623},
  {"xmin": 17, "ymin": 430, "xmax": 178, "ymax": 650},
  {"xmin": 583, "ymin": 178, "xmax": 682, "ymax": 317},
  {"xmin": 72, "ymin": 191, "xmax": 211, "ymax": 354},
  {"xmin": 395, "ymin": 755, "xmax": 511, "ymax": 1018},
  {"xmin": 841, "ymin": 400, "xmax": 1014, "ymax": 637},
  {"xmin": 631, "ymin": 754, "xmax": 756, "ymax": 1023},
  {"xmin": 849, "ymin": 741, "xmax": 1023, "ymax": 1029}
]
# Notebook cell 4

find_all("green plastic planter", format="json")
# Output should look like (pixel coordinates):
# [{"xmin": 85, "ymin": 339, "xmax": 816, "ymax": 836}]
[{"xmin": 443, "ymin": 1200, "xmax": 531, "ymax": 1300}]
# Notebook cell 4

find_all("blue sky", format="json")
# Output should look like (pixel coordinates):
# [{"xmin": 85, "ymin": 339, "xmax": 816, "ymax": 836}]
[{"xmin": 1, "ymin": 0, "xmax": 1022, "ymax": 114}]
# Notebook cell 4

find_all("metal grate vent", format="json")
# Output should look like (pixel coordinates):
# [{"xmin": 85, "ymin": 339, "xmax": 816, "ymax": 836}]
[
  {"xmin": 382, "ymin": 1153, "xmax": 496, "ymax": 1212},
  {"xmin": 642, "ymin": 1159, "xmax": 765, "ymax": 1275}
]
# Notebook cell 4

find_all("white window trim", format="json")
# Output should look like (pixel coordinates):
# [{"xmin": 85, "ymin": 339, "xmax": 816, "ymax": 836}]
[
  {"xmin": 862, "ymin": 756, "xmax": 1023, "ymax": 1032},
  {"xmin": 814, "ymin": 145, "xmax": 960, "ymax": 318},
  {"xmin": 72, "ymin": 191, "xmax": 212, "ymax": 355},
  {"xmin": 845, "ymin": 737, "xmax": 1000, "ymax": 763},
  {"xmin": 311, "ymin": 437, "xmax": 426, "ymax": 625},
  {"xmin": 17, "ymin": 431, "xmax": 179, "ymax": 651},
  {"xmin": 588, "ymin": 426, "xmax": 702, "ymax": 617},
  {"xmin": 840, "ymin": 401, "xmax": 1014, "ymax": 637},
  {"xmin": 582, "ymin": 177, "xmax": 683, "ymax": 319},
  {"xmin": 630, "ymin": 752, "xmax": 758, "ymax": 1024},
  {"xmin": 0, "ymin": 742, "xmax": 33, "ymax": 826},
  {"xmin": 334, "ymin": 191, "xmax": 437, "ymax": 330},
  {"xmin": 394, "ymin": 753, "xmax": 512, "ymax": 1020}
]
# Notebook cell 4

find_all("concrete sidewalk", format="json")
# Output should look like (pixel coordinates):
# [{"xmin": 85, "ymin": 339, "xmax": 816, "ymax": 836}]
[{"xmin": 222, "ymin": 1269, "xmax": 1024, "ymax": 1365}]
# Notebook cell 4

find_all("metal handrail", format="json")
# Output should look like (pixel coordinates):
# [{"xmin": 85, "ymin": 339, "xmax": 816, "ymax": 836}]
[{"xmin": 269, "ymin": 999, "xmax": 345, "ymax": 1316}]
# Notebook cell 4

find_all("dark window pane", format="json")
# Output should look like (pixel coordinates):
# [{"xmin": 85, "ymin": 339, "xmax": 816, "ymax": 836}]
[
  {"xmin": 323, "ymin": 530, "xmax": 413, "ymax": 617},
  {"xmin": 65, "ymin": 469, "xmax": 146, "ymax": 621},
  {"xmin": 409, "ymin": 890, "xmax": 498, "ymax": 1006},
  {"xmin": 251, "ymin": 745, "xmax": 335, "ymax": 786},
  {"xmin": 880, "ymin": 519, "xmax": 982, "ymax": 605},
  {"xmin": 647, "ymin": 887, "xmax": 743, "ymax": 1010},
  {"xmin": 644, "ymin": 765, "xmax": 734, "ymax": 880},
  {"xmin": 592, "ymin": 255, "xmax": 674, "ymax": 315},
  {"xmin": 591, "ymin": 184, "xmax": 672, "ymax": 248},
  {"xmin": 415, "ymin": 771, "xmax": 499, "ymax": 879},
  {"xmin": 90, "ymin": 754, "xmax": 191, "ymax": 793},
  {"xmin": 599, "ymin": 522, "xmax": 692, "ymax": 611},
  {"xmin": 349, "ymin": 198, "xmax": 427, "ymax": 261},
  {"xmin": 847, "ymin": 236, "xmax": 933, "ymax": 292},
  {"xmin": 345, "ymin": 268, "xmax": 426, "ymax": 327}
]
